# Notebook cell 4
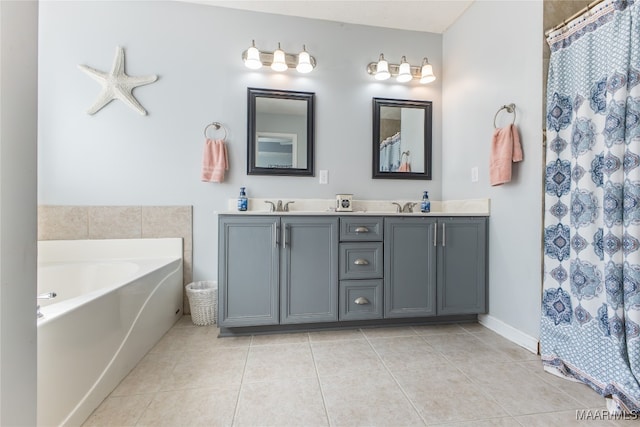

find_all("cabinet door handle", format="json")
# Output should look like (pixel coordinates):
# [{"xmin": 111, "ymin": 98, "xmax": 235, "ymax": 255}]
[
  {"xmin": 354, "ymin": 297, "xmax": 370, "ymax": 305},
  {"xmin": 354, "ymin": 226, "xmax": 369, "ymax": 233},
  {"xmin": 442, "ymin": 223, "xmax": 446, "ymax": 247},
  {"xmin": 274, "ymin": 223, "xmax": 280, "ymax": 247},
  {"xmin": 284, "ymin": 224, "xmax": 290, "ymax": 248},
  {"xmin": 353, "ymin": 258, "xmax": 369, "ymax": 266},
  {"xmin": 433, "ymin": 222, "xmax": 437, "ymax": 246}
]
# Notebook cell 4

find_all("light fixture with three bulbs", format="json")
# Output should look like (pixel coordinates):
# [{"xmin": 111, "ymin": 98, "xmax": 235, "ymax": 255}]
[
  {"xmin": 243, "ymin": 40, "xmax": 316, "ymax": 73},
  {"xmin": 367, "ymin": 54, "xmax": 436, "ymax": 84}
]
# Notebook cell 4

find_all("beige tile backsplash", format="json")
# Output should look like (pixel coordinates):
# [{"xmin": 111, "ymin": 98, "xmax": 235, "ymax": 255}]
[
  {"xmin": 38, "ymin": 205, "xmax": 194, "ymax": 313},
  {"xmin": 38, "ymin": 206, "xmax": 90, "ymax": 240},
  {"xmin": 88, "ymin": 206, "xmax": 143, "ymax": 239}
]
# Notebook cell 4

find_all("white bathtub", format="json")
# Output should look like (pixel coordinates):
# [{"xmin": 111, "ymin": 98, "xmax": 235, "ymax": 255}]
[{"xmin": 37, "ymin": 238, "xmax": 184, "ymax": 427}]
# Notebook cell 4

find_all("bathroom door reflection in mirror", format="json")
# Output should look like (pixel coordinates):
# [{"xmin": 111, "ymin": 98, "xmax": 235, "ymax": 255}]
[
  {"xmin": 248, "ymin": 88, "xmax": 314, "ymax": 176},
  {"xmin": 372, "ymin": 98, "xmax": 432, "ymax": 179}
]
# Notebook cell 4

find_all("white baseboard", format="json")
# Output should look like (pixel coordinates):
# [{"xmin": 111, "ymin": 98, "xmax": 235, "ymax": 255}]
[{"xmin": 478, "ymin": 314, "xmax": 539, "ymax": 354}]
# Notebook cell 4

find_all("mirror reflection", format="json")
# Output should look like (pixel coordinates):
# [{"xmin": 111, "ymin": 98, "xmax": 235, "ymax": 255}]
[
  {"xmin": 372, "ymin": 98, "xmax": 432, "ymax": 180},
  {"xmin": 256, "ymin": 132, "xmax": 299, "ymax": 168},
  {"xmin": 248, "ymin": 88, "xmax": 314, "ymax": 176}
]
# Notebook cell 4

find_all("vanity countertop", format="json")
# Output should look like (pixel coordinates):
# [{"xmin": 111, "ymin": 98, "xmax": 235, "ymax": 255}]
[{"xmin": 219, "ymin": 198, "xmax": 490, "ymax": 217}]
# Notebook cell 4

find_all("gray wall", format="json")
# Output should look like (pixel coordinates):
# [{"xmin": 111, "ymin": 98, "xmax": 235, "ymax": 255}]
[
  {"xmin": 38, "ymin": 1, "xmax": 443, "ymax": 283},
  {"xmin": 443, "ymin": 1, "xmax": 544, "ymax": 342},
  {"xmin": 0, "ymin": 1, "xmax": 38, "ymax": 424}
]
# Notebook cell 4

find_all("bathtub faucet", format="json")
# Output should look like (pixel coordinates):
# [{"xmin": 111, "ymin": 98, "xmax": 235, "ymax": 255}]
[
  {"xmin": 37, "ymin": 291, "xmax": 57, "ymax": 299},
  {"xmin": 37, "ymin": 292, "xmax": 57, "ymax": 319}
]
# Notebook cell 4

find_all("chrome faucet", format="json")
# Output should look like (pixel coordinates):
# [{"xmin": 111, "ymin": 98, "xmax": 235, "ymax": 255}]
[
  {"xmin": 392, "ymin": 202, "xmax": 417, "ymax": 213},
  {"xmin": 37, "ymin": 291, "xmax": 57, "ymax": 319},
  {"xmin": 38, "ymin": 292, "xmax": 57, "ymax": 300},
  {"xmin": 265, "ymin": 200, "xmax": 295, "ymax": 212},
  {"xmin": 402, "ymin": 202, "xmax": 417, "ymax": 213}
]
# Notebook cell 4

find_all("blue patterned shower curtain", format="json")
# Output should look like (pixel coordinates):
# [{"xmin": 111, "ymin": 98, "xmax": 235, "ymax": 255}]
[{"xmin": 543, "ymin": 0, "xmax": 640, "ymax": 413}]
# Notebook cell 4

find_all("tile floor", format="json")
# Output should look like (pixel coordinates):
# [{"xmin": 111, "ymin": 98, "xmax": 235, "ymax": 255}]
[{"xmin": 83, "ymin": 317, "xmax": 630, "ymax": 426}]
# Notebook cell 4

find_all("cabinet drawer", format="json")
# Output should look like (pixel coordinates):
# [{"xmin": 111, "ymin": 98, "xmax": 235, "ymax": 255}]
[
  {"xmin": 340, "ymin": 217, "xmax": 383, "ymax": 241},
  {"xmin": 339, "ymin": 280, "xmax": 383, "ymax": 321},
  {"xmin": 339, "ymin": 242, "xmax": 383, "ymax": 280}
]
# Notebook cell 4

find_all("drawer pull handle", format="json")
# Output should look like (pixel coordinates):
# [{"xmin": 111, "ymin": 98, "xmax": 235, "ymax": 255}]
[
  {"xmin": 354, "ymin": 258, "xmax": 369, "ymax": 265},
  {"xmin": 354, "ymin": 226, "xmax": 369, "ymax": 233},
  {"xmin": 354, "ymin": 297, "xmax": 370, "ymax": 305}
]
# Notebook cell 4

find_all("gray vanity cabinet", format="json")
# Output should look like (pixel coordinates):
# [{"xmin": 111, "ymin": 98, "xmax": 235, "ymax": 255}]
[
  {"xmin": 219, "ymin": 213, "xmax": 487, "ymax": 332},
  {"xmin": 339, "ymin": 217, "xmax": 384, "ymax": 321},
  {"xmin": 437, "ymin": 217, "xmax": 487, "ymax": 315},
  {"xmin": 218, "ymin": 216, "xmax": 279, "ymax": 327},
  {"xmin": 384, "ymin": 216, "xmax": 487, "ymax": 318},
  {"xmin": 280, "ymin": 217, "xmax": 339, "ymax": 324},
  {"xmin": 218, "ymin": 215, "xmax": 338, "ymax": 327},
  {"xmin": 384, "ymin": 217, "xmax": 437, "ymax": 318}
]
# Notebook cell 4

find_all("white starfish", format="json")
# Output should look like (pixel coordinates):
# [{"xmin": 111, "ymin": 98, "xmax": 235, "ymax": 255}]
[{"xmin": 78, "ymin": 46, "xmax": 158, "ymax": 115}]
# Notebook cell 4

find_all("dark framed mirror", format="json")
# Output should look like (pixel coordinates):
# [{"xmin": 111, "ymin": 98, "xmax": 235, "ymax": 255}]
[
  {"xmin": 247, "ymin": 88, "xmax": 315, "ymax": 176},
  {"xmin": 372, "ymin": 97, "xmax": 432, "ymax": 179}
]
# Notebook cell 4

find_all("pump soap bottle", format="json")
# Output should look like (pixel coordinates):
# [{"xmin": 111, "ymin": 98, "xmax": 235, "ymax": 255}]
[
  {"xmin": 420, "ymin": 191, "xmax": 431, "ymax": 213},
  {"xmin": 237, "ymin": 187, "xmax": 248, "ymax": 211}
]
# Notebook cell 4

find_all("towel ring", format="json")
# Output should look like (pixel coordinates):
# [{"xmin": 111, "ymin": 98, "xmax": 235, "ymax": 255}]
[
  {"xmin": 203, "ymin": 122, "xmax": 227, "ymax": 140},
  {"xmin": 493, "ymin": 103, "xmax": 516, "ymax": 128}
]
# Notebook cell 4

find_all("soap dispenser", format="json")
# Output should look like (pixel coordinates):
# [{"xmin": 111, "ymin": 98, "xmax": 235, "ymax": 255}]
[
  {"xmin": 420, "ymin": 191, "xmax": 431, "ymax": 213},
  {"xmin": 237, "ymin": 187, "xmax": 248, "ymax": 211}
]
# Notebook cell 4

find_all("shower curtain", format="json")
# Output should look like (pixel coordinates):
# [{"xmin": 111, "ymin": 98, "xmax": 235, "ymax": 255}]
[{"xmin": 542, "ymin": 0, "xmax": 640, "ymax": 413}]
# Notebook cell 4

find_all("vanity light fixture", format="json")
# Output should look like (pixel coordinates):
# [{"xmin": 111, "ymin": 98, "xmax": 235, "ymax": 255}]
[
  {"xmin": 271, "ymin": 43, "xmax": 288, "ymax": 71},
  {"xmin": 420, "ymin": 58, "xmax": 436, "ymax": 84},
  {"xmin": 242, "ymin": 41, "xmax": 316, "ymax": 74},
  {"xmin": 396, "ymin": 56, "xmax": 412, "ymax": 83},
  {"xmin": 367, "ymin": 54, "xmax": 436, "ymax": 84},
  {"xmin": 244, "ymin": 40, "xmax": 262, "ymax": 70},
  {"xmin": 296, "ymin": 45, "xmax": 313, "ymax": 74},
  {"xmin": 374, "ymin": 54, "xmax": 390, "ymax": 81}
]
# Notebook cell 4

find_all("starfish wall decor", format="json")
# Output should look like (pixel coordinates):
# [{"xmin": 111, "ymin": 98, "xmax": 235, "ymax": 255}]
[{"xmin": 78, "ymin": 46, "xmax": 158, "ymax": 116}]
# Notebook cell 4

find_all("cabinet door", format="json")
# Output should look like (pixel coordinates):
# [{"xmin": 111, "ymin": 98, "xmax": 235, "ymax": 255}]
[
  {"xmin": 437, "ymin": 217, "xmax": 487, "ymax": 315},
  {"xmin": 218, "ymin": 216, "xmax": 279, "ymax": 327},
  {"xmin": 280, "ymin": 217, "xmax": 339, "ymax": 324},
  {"xmin": 384, "ymin": 217, "xmax": 437, "ymax": 318}
]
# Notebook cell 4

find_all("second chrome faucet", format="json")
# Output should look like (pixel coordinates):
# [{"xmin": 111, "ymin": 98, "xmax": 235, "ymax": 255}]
[
  {"xmin": 392, "ymin": 202, "xmax": 417, "ymax": 213},
  {"xmin": 265, "ymin": 200, "xmax": 295, "ymax": 212}
]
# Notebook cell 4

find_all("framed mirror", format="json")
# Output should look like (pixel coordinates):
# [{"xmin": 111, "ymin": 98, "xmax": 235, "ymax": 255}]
[
  {"xmin": 372, "ymin": 97, "xmax": 432, "ymax": 180},
  {"xmin": 247, "ymin": 88, "xmax": 314, "ymax": 176}
]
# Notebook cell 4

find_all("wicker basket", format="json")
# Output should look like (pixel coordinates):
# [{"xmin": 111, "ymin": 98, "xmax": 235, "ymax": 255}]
[{"xmin": 186, "ymin": 281, "xmax": 217, "ymax": 326}]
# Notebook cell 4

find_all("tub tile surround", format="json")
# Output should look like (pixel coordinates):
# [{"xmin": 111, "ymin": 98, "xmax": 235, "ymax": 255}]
[
  {"xmin": 38, "ymin": 205, "xmax": 193, "ymax": 311},
  {"xmin": 83, "ymin": 319, "xmax": 623, "ymax": 427},
  {"xmin": 225, "ymin": 198, "xmax": 490, "ymax": 216}
]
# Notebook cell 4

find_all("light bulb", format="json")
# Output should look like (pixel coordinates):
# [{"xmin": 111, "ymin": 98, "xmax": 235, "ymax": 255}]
[
  {"xmin": 271, "ymin": 43, "xmax": 288, "ymax": 72},
  {"xmin": 296, "ymin": 45, "xmax": 313, "ymax": 73},
  {"xmin": 420, "ymin": 58, "xmax": 436, "ymax": 84},
  {"xmin": 396, "ymin": 56, "xmax": 412, "ymax": 82},
  {"xmin": 375, "ymin": 54, "xmax": 390, "ymax": 80},
  {"xmin": 244, "ymin": 40, "xmax": 262, "ymax": 70}
]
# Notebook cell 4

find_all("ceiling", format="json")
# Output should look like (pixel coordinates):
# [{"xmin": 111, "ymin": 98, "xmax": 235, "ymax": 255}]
[{"xmin": 185, "ymin": 1, "xmax": 475, "ymax": 34}]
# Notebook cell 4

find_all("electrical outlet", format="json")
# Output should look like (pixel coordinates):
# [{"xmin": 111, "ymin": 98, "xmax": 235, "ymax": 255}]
[
  {"xmin": 319, "ymin": 170, "xmax": 329, "ymax": 184},
  {"xmin": 471, "ymin": 166, "xmax": 479, "ymax": 182}
]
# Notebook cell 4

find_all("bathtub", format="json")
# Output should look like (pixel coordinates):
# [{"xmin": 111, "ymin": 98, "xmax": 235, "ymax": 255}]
[{"xmin": 37, "ymin": 238, "xmax": 184, "ymax": 427}]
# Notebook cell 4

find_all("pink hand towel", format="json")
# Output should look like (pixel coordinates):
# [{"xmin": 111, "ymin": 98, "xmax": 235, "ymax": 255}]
[
  {"xmin": 490, "ymin": 124, "xmax": 523, "ymax": 186},
  {"xmin": 201, "ymin": 138, "xmax": 228, "ymax": 183},
  {"xmin": 398, "ymin": 161, "xmax": 411, "ymax": 172}
]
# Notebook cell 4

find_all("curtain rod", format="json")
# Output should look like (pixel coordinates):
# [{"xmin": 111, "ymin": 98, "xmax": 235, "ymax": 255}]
[{"xmin": 544, "ymin": 0, "xmax": 606, "ymax": 36}]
